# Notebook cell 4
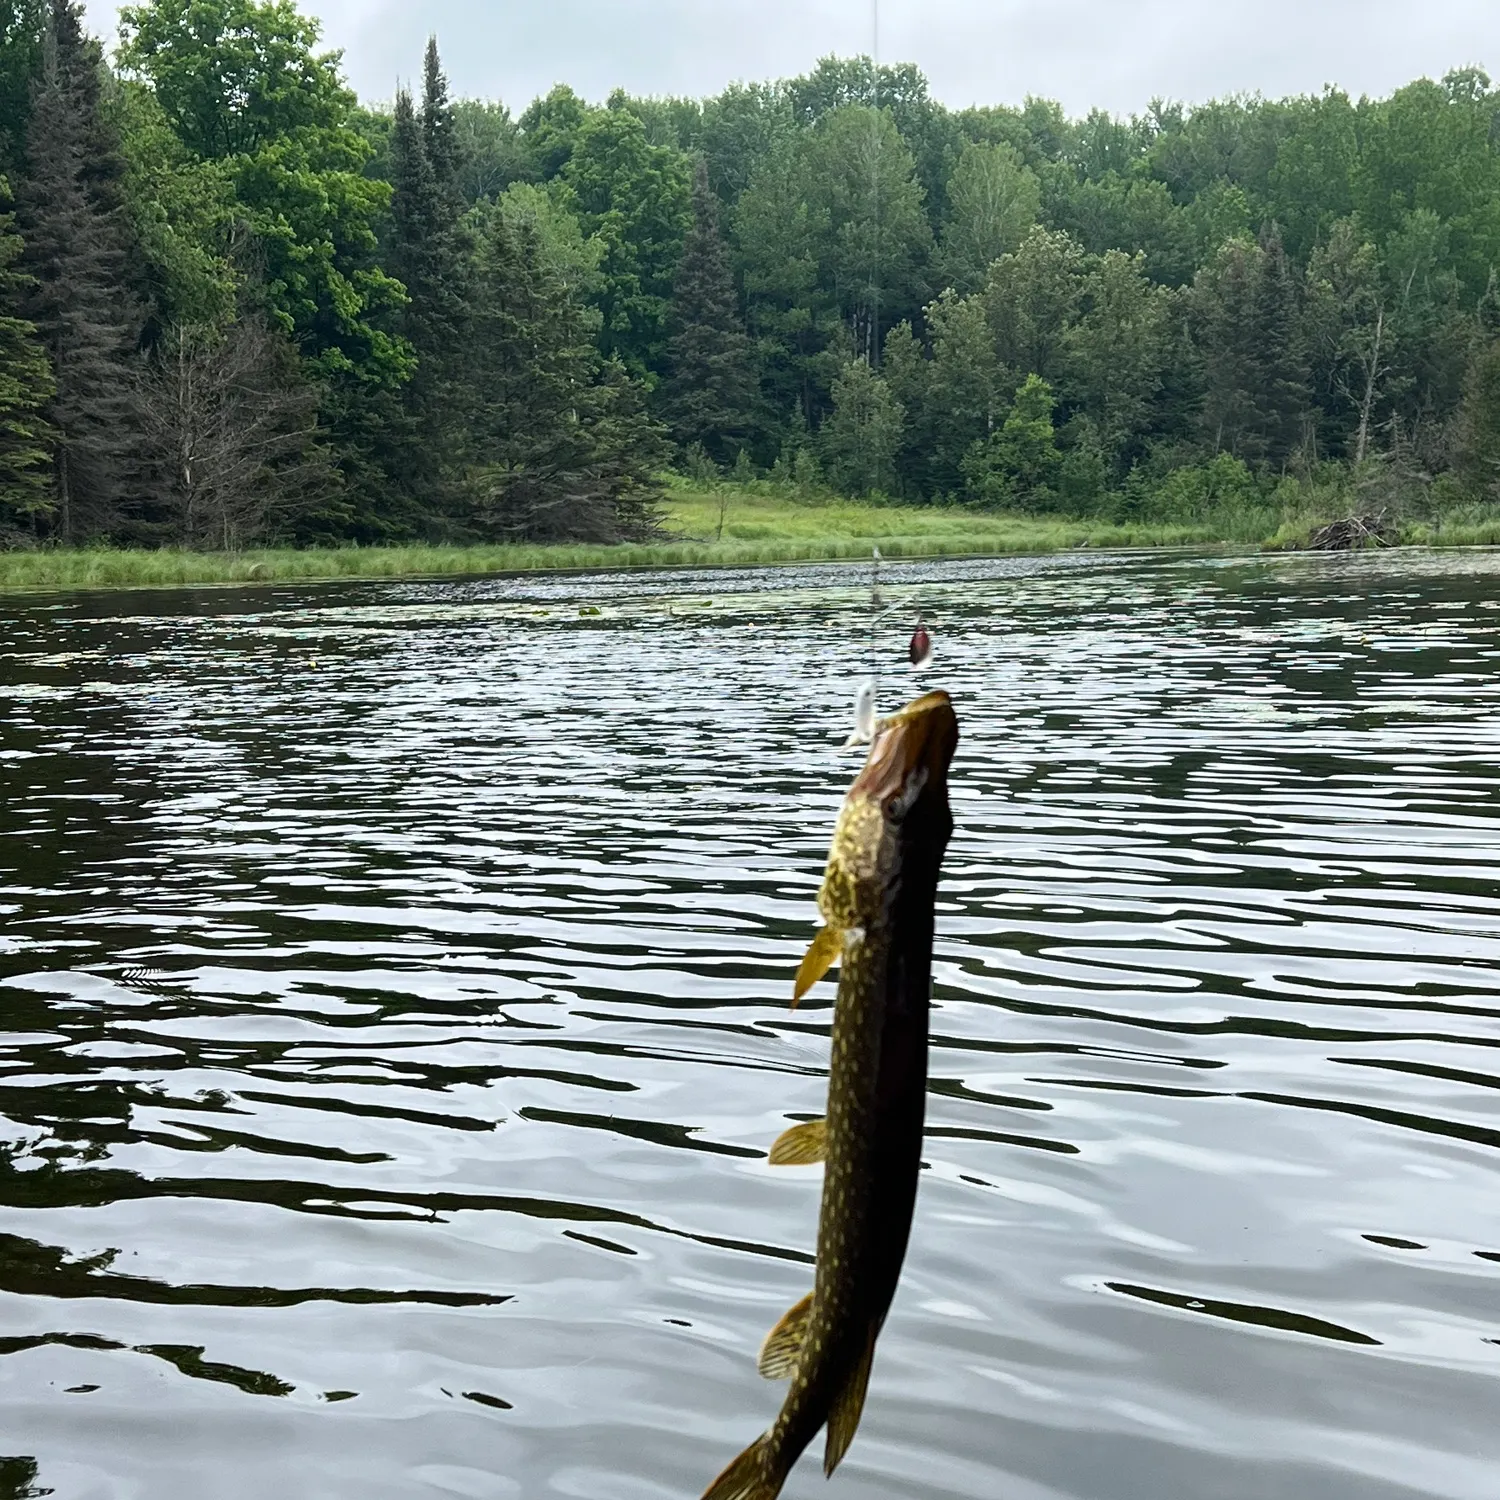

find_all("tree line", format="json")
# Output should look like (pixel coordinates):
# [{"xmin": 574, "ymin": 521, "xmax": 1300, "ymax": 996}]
[{"xmin": 0, "ymin": 0, "xmax": 1497, "ymax": 549}]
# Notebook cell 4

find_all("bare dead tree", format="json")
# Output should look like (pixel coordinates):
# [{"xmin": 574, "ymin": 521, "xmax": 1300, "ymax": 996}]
[
  {"xmin": 1337, "ymin": 301, "xmax": 1392, "ymax": 466},
  {"xmin": 136, "ymin": 319, "xmax": 338, "ymax": 550}
]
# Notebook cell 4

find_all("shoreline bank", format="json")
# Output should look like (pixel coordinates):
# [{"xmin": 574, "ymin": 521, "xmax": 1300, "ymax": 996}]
[{"xmin": 1, "ymin": 493, "xmax": 1495, "ymax": 593}]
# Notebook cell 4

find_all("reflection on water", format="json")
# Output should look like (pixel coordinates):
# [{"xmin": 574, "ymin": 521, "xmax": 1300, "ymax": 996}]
[{"xmin": 1, "ymin": 549, "xmax": 1498, "ymax": 1499}]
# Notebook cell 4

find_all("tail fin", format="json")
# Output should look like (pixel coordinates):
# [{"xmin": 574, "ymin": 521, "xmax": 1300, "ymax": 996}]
[{"xmin": 701, "ymin": 1434, "xmax": 780, "ymax": 1500}]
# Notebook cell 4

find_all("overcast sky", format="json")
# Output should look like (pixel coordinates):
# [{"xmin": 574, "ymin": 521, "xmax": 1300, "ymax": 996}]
[{"xmin": 87, "ymin": 1, "xmax": 1498, "ymax": 116}]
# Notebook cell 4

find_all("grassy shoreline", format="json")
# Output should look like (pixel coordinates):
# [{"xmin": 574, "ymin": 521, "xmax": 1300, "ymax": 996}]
[{"xmin": 0, "ymin": 490, "xmax": 1495, "ymax": 593}]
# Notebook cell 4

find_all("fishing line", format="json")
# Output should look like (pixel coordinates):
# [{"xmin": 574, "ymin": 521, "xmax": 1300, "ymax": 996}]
[{"xmin": 843, "ymin": 0, "xmax": 890, "ymax": 748}]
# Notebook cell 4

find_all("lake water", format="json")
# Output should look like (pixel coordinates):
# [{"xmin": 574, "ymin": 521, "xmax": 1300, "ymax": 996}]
[{"xmin": 1, "ymin": 549, "xmax": 1498, "ymax": 1500}]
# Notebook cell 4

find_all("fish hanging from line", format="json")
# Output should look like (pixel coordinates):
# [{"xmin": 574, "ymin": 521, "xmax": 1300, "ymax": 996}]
[
  {"xmin": 908, "ymin": 617, "xmax": 933, "ymax": 672},
  {"xmin": 702, "ymin": 690, "xmax": 960, "ymax": 1500}
]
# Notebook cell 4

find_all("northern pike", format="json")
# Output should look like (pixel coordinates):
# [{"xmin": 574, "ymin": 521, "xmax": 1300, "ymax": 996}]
[{"xmin": 703, "ymin": 689, "xmax": 959, "ymax": 1500}]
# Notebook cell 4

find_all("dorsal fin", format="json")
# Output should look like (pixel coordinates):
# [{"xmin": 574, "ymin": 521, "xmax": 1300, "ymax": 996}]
[
  {"xmin": 757, "ymin": 1291, "xmax": 814, "ymax": 1380},
  {"xmin": 768, "ymin": 1119, "xmax": 826, "ymax": 1166},
  {"xmin": 823, "ymin": 1326, "xmax": 878, "ymax": 1476},
  {"xmin": 792, "ymin": 926, "xmax": 841, "ymax": 1007}
]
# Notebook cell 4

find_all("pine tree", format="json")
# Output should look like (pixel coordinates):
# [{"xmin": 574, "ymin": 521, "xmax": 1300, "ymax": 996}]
[
  {"xmin": 1248, "ymin": 223, "xmax": 1312, "ymax": 467},
  {"xmin": 465, "ymin": 211, "xmax": 668, "ymax": 541},
  {"xmin": 0, "ymin": 174, "xmax": 53, "ymax": 529},
  {"xmin": 1193, "ymin": 228, "xmax": 1312, "ymax": 469},
  {"xmin": 18, "ymin": 0, "xmax": 143, "ymax": 540},
  {"xmin": 383, "ymin": 63, "xmax": 473, "ymax": 523},
  {"xmin": 381, "ymin": 87, "xmax": 443, "ymax": 510},
  {"xmin": 660, "ymin": 156, "xmax": 758, "ymax": 463},
  {"xmin": 1455, "ymin": 336, "xmax": 1500, "ymax": 501},
  {"xmin": 420, "ymin": 36, "xmax": 460, "ymax": 198}
]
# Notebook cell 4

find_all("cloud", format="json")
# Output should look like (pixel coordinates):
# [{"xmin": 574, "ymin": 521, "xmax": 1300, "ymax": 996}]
[{"xmin": 89, "ymin": 0, "xmax": 1497, "ymax": 115}]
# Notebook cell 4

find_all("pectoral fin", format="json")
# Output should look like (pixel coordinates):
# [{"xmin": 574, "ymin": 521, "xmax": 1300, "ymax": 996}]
[
  {"xmin": 768, "ymin": 1119, "xmax": 826, "ymax": 1166},
  {"xmin": 757, "ymin": 1291, "xmax": 814, "ymax": 1380},
  {"xmin": 823, "ymin": 1326, "xmax": 878, "ymax": 1476},
  {"xmin": 792, "ymin": 926, "xmax": 842, "ymax": 1007}
]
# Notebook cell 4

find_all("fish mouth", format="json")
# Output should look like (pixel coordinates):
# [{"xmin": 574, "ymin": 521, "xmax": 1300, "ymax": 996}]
[{"xmin": 852, "ymin": 690, "xmax": 959, "ymax": 814}]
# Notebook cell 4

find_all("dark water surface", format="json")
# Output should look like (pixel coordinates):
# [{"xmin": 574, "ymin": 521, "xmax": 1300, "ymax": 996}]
[{"xmin": 1, "ymin": 549, "xmax": 1497, "ymax": 1500}]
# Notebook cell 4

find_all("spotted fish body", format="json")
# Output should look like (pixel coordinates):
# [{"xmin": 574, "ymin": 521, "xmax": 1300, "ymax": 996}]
[{"xmin": 703, "ymin": 690, "xmax": 959, "ymax": 1500}]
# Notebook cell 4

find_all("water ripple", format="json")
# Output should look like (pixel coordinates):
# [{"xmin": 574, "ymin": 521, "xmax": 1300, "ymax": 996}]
[{"xmin": 1, "ymin": 549, "xmax": 1497, "ymax": 1497}]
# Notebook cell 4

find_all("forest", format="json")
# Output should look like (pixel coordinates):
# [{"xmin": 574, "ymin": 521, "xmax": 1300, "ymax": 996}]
[{"xmin": 0, "ymin": 0, "xmax": 1498, "ymax": 550}]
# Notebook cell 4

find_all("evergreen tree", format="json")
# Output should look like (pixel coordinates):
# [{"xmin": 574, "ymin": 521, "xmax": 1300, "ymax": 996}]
[
  {"xmin": 420, "ymin": 35, "xmax": 459, "ymax": 195},
  {"xmin": 1192, "ymin": 227, "xmax": 1311, "ymax": 468},
  {"xmin": 1192, "ymin": 239, "xmax": 1262, "ymax": 461},
  {"xmin": 464, "ymin": 211, "xmax": 668, "ymax": 541},
  {"xmin": 660, "ymin": 156, "xmax": 757, "ymax": 464},
  {"xmin": 0, "ymin": 173, "xmax": 53, "ymax": 527},
  {"xmin": 381, "ymin": 84, "xmax": 462, "ymax": 515},
  {"xmin": 888, "ymin": 290, "xmax": 1008, "ymax": 498},
  {"xmin": 18, "ymin": 0, "xmax": 144, "ymax": 539},
  {"xmin": 1455, "ymin": 336, "xmax": 1500, "ymax": 501},
  {"xmin": 1248, "ymin": 222, "xmax": 1312, "ymax": 466},
  {"xmin": 983, "ymin": 226, "xmax": 1086, "ymax": 388},
  {"xmin": 805, "ymin": 105, "xmax": 932, "ymax": 363},
  {"xmin": 733, "ymin": 131, "xmax": 840, "ymax": 428}
]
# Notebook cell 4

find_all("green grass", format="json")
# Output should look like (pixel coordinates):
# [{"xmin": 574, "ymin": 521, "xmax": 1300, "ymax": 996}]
[
  {"xmin": 1400, "ymin": 506, "xmax": 1500, "ymax": 548},
  {"xmin": 1, "ymin": 488, "xmax": 1495, "ymax": 593}
]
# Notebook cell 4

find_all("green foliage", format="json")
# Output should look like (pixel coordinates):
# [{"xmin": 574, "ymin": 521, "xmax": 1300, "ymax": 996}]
[
  {"xmin": 962, "ymin": 374, "xmax": 1062, "ymax": 509},
  {"xmin": 1353, "ymin": 70, "xmax": 1500, "ymax": 302},
  {"xmin": 117, "ymin": 81, "xmax": 239, "ymax": 331},
  {"xmin": 819, "ymin": 359, "xmax": 903, "ymax": 497},
  {"xmin": 561, "ymin": 105, "xmax": 692, "ymax": 378},
  {"xmin": 482, "ymin": 182, "xmax": 602, "ymax": 301},
  {"xmin": 118, "ymin": 0, "xmax": 409, "ymax": 392},
  {"xmin": 733, "ymin": 130, "xmax": 838, "ymax": 425},
  {"xmin": 1302, "ymin": 217, "xmax": 1389, "ymax": 461},
  {"xmin": 452, "ymin": 98, "xmax": 523, "ymax": 202},
  {"xmin": 3, "ymin": 19, "xmax": 1500, "ymax": 549},
  {"xmin": 1118, "ymin": 452, "xmax": 1261, "ymax": 521},
  {"xmin": 1061, "ymin": 249, "xmax": 1174, "ymax": 471},
  {"xmin": 983, "ymin": 225, "xmax": 1086, "ymax": 385},
  {"xmin": 939, "ymin": 140, "xmax": 1039, "ymax": 295},
  {"xmin": 1045, "ymin": 171, "xmax": 1197, "ymax": 285},
  {"xmin": 1192, "ymin": 228, "xmax": 1311, "ymax": 467},
  {"xmin": 516, "ymin": 84, "xmax": 588, "ymax": 180},
  {"xmin": 898, "ymin": 290, "xmax": 1008, "ymax": 496},
  {"xmin": 118, "ymin": 0, "xmax": 345, "ymax": 158},
  {"xmin": 0, "ymin": 0, "xmax": 42, "ymax": 175},
  {"xmin": 806, "ymin": 105, "xmax": 932, "ymax": 360}
]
